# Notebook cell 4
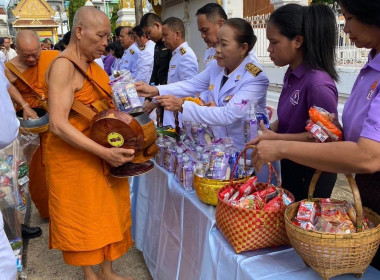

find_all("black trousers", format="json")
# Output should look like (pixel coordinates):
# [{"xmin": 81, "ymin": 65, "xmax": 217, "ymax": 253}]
[
  {"xmin": 281, "ymin": 159, "xmax": 337, "ymax": 202},
  {"xmin": 356, "ymin": 172, "xmax": 380, "ymax": 270}
]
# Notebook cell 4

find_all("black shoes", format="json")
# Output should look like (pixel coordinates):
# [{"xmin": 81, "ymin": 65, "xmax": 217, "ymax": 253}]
[{"xmin": 21, "ymin": 224, "xmax": 42, "ymax": 239}]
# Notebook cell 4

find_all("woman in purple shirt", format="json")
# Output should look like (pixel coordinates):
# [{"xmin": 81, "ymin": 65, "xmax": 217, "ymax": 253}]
[
  {"xmin": 252, "ymin": 4, "xmax": 339, "ymax": 201},
  {"xmin": 251, "ymin": 0, "xmax": 380, "ymax": 269}
]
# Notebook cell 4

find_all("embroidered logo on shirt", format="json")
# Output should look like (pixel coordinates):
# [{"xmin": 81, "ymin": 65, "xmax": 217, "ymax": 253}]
[
  {"xmin": 245, "ymin": 63, "xmax": 262, "ymax": 77},
  {"xmin": 367, "ymin": 80, "xmax": 378, "ymax": 99},
  {"xmin": 234, "ymin": 99, "xmax": 248, "ymax": 109},
  {"xmin": 180, "ymin": 47, "xmax": 186, "ymax": 55},
  {"xmin": 130, "ymin": 49, "xmax": 135, "ymax": 55},
  {"xmin": 290, "ymin": 90, "xmax": 300, "ymax": 105}
]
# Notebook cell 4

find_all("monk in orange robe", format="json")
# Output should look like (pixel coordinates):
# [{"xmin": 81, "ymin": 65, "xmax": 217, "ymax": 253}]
[
  {"xmin": 5, "ymin": 30, "xmax": 59, "ymax": 219},
  {"xmin": 46, "ymin": 7, "xmax": 134, "ymax": 280}
]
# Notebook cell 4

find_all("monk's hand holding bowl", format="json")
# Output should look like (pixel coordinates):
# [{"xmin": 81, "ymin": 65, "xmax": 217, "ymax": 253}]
[
  {"xmin": 155, "ymin": 95, "xmax": 183, "ymax": 112},
  {"xmin": 135, "ymin": 81, "xmax": 159, "ymax": 98},
  {"xmin": 103, "ymin": 148, "xmax": 135, "ymax": 167},
  {"xmin": 143, "ymin": 99, "xmax": 157, "ymax": 115}
]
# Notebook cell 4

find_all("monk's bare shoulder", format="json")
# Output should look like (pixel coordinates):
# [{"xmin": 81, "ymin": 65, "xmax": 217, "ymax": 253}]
[{"xmin": 49, "ymin": 57, "xmax": 84, "ymax": 92}]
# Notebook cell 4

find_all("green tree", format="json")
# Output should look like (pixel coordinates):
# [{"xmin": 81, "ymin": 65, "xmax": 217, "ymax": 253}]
[
  {"xmin": 109, "ymin": 4, "xmax": 119, "ymax": 34},
  {"xmin": 68, "ymin": 0, "xmax": 86, "ymax": 30}
]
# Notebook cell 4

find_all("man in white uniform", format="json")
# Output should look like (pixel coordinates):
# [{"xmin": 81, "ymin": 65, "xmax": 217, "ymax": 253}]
[
  {"xmin": 119, "ymin": 27, "xmax": 139, "ymax": 77},
  {"xmin": 0, "ymin": 61, "xmax": 19, "ymax": 280},
  {"xmin": 2, "ymin": 38, "xmax": 17, "ymax": 62},
  {"xmin": 196, "ymin": 3, "xmax": 258, "ymax": 70},
  {"xmin": 132, "ymin": 25, "xmax": 155, "ymax": 84},
  {"xmin": 161, "ymin": 17, "xmax": 198, "ymax": 127}
]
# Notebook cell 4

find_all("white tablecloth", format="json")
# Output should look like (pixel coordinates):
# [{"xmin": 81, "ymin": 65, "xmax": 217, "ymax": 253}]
[{"xmin": 129, "ymin": 163, "xmax": 380, "ymax": 280}]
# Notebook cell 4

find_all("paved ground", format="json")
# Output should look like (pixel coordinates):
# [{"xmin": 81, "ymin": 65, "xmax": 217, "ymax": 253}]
[
  {"xmin": 23, "ymin": 174, "xmax": 352, "ymax": 279},
  {"xmin": 23, "ymin": 205, "xmax": 152, "ymax": 280}
]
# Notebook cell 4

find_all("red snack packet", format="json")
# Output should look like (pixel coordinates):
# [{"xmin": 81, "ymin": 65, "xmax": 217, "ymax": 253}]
[
  {"xmin": 219, "ymin": 187, "xmax": 236, "ymax": 202},
  {"xmin": 296, "ymin": 201, "xmax": 317, "ymax": 223},
  {"xmin": 238, "ymin": 176, "xmax": 258, "ymax": 198},
  {"xmin": 305, "ymin": 120, "xmax": 330, "ymax": 142},
  {"xmin": 252, "ymin": 186, "xmax": 278, "ymax": 202},
  {"xmin": 292, "ymin": 218, "xmax": 315, "ymax": 231},
  {"xmin": 264, "ymin": 195, "xmax": 284, "ymax": 211}
]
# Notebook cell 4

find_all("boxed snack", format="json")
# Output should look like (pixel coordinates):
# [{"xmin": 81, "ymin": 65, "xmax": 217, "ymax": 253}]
[{"xmin": 296, "ymin": 201, "xmax": 317, "ymax": 223}]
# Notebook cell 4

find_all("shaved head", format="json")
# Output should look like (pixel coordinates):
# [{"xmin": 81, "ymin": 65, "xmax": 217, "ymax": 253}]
[
  {"xmin": 69, "ymin": 6, "xmax": 111, "ymax": 61},
  {"xmin": 72, "ymin": 6, "xmax": 109, "ymax": 32},
  {"xmin": 15, "ymin": 30, "xmax": 40, "ymax": 50},
  {"xmin": 14, "ymin": 30, "xmax": 41, "ymax": 67}
]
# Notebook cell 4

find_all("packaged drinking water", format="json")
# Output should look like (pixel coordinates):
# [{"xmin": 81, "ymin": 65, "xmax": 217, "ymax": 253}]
[{"xmin": 181, "ymin": 156, "xmax": 194, "ymax": 190}]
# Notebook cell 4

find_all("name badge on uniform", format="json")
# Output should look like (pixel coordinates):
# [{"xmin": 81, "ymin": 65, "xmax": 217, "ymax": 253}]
[
  {"xmin": 224, "ymin": 95, "xmax": 234, "ymax": 102},
  {"xmin": 367, "ymin": 80, "xmax": 378, "ymax": 99}
]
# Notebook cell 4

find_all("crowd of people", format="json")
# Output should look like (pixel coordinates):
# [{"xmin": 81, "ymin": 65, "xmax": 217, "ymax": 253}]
[{"xmin": 0, "ymin": 0, "xmax": 379, "ymax": 279}]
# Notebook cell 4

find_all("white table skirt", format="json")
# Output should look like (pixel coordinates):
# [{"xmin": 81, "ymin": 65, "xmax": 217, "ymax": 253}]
[{"xmin": 129, "ymin": 163, "xmax": 380, "ymax": 280}]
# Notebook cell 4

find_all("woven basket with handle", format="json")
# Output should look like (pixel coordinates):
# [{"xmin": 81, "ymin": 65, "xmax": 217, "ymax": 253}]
[
  {"xmin": 215, "ymin": 145, "xmax": 294, "ymax": 253},
  {"xmin": 284, "ymin": 171, "xmax": 380, "ymax": 280}
]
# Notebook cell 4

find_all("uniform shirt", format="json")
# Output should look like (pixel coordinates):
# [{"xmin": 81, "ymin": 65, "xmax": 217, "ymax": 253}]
[
  {"xmin": 0, "ymin": 51, "xmax": 6, "ymax": 64},
  {"xmin": 94, "ymin": 58, "xmax": 104, "ymax": 69},
  {"xmin": 0, "ymin": 61, "xmax": 19, "ymax": 148},
  {"xmin": 200, "ymin": 48, "xmax": 259, "ymax": 102},
  {"xmin": 134, "ymin": 40, "xmax": 155, "ymax": 83},
  {"xmin": 103, "ymin": 54, "xmax": 116, "ymax": 76},
  {"xmin": 277, "ymin": 63, "xmax": 338, "ymax": 134},
  {"xmin": 203, "ymin": 47, "xmax": 258, "ymax": 70},
  {"xmin": 163, "ymin": 41, "xmax": 198, "ymax": 127},
  {"xmin": 3, "ymin": 48, "xmax": 17, "ymax": 62},
  {"xmin": 110, "ymin": 58, "xmax": 121, "ymax": 72},
  {"xmin": 119, "ymin": 43, "xmax": 140, "ymax": 77},
  {"xmin": 204, "ymin": 47, "xmax": 216, "ymax": 69},
  {"xmin": 157, "ymin": 56, "xmax": 268, "ymax": 151},
  {"xmin": 150, "ymin": 38, "xmax": 172, "ymax": 85},
  {"xmin": 343, "ymin": 49, "xmax": 380, "ymax": 142}
]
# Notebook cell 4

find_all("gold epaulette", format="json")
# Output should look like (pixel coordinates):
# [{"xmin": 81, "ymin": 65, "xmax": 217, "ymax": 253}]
[
  {"xmin": 245, "ymin": 63, "xmax": 262, "ymax": 77},
  {"xmin": 180, "ymin": 47, "xmax": 186, "ymax": 55}
]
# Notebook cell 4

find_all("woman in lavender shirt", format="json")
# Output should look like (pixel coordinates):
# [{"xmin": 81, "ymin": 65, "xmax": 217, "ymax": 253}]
[
  {"xmin": 251, "ymin": 4, "xmax": 339, "ymax": 201},
  {"xmin": 251, "ymin": 0, "xmax": 380, "ymax": 269}
]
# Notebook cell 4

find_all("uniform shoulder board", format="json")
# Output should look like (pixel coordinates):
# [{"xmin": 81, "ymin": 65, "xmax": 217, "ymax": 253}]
[
  {"xmin": 130, "ymin": 49, "xmax": 135, "ymax": 55},
  {"xmin": 213, "ymin": 55, "xmax": 217, "ymax": 59},
  {"xmin": 245, "ymin": 63, "xmax": 262, "ymax": 77},
  {"xmin": 180, "ymin": 47, "xmax": 186, "ymax": 55}
]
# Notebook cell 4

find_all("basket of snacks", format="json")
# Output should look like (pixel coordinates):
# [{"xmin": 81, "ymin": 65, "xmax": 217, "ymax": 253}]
[
  {"xmin": 215, "ymin": 146, "xmax": 295, "ymax": 253},
  {"xmin": 284, "ymin": 170, "xmax": 380, "ymax": 280},
  {"xmin": 193, "ymin": 141, "xmax": 250, "ymax": 206}
]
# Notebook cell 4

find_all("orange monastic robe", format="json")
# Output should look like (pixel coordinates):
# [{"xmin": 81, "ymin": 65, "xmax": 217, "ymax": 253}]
[
  {"xmin": 6, "ymin": 50, "xmax": 59, "ymax": 219},
  {"xmin": 45, "ymin": 58, "xmax": 132, "ymax": 266}
]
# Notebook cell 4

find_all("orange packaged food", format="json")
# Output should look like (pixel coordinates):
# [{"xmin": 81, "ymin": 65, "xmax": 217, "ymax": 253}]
[{"xmin": 308, "ymin": 106, "xmax": 343, "ymax": 141}]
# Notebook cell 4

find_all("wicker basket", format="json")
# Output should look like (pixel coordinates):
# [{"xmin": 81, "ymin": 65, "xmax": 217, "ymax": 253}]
[
  {"xmin": 193, "ymin": 175, "xmax": 246, "ymax": 206},
  {"xmin": 284, "ymin": 171, "xmax": 380, "ymax": 280}
]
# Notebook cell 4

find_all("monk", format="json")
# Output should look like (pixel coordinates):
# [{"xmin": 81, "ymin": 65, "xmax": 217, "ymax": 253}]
[
  {"xmin": 46, "ymin": 7, "xmax": 135, "ymax": 280},
  {"xmin": 5, "ymin": 30, "xmax": 59, "ymax": 219}
]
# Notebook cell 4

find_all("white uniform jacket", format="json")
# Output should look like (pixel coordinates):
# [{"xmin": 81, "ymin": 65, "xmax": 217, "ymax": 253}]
[
  {"xmin": 119, "ymin": 43, "xmax": 140, "ymax": 77},
  {"xmin": 134, "ymin": 40, "xmax": 155, "ymax": 83},
  {"xmin": 163, "ymin": 41, "xmax": 198, "ymax": 127},
  {"xmin": 157, "ymin": 55, "xmax": 268, "ymax": 150}
]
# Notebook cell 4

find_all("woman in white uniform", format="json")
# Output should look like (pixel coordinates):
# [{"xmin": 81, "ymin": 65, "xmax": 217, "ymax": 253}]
[{"xmin": 136, "ymin": 18, "xmax": 275, "ymax": 183}]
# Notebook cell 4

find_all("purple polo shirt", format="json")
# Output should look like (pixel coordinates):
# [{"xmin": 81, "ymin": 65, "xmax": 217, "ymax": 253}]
[
  {"xmin": 277, "ymin": 64, "xmax": 338, "ymax": 134},
  {"xmin": 342, "ymin": 49, "xmax": 380, "ymax": 143},
  {"xmin": 103, "ymin": 54, "xmax": 116, "ymax": 76}
]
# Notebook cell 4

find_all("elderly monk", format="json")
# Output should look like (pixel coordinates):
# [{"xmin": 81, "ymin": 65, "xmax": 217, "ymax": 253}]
[
  {"xmin": 46, "ymin": 7, "xmax": 135, "ymax": 280},
  {"xmin": 5, "ymin": 30, "xmax": 59, "ymax": 219}
]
